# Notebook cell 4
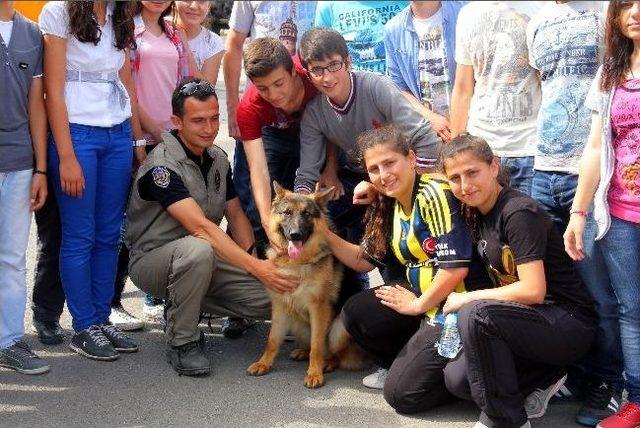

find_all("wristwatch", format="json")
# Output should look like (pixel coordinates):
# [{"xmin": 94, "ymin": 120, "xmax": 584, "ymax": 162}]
[{"xmin": 133, "ymin": 139, "xmax": 147, "ymax": 147}]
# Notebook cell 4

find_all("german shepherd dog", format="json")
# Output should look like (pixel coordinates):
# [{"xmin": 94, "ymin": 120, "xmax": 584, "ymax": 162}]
[{"xmin": 246, "ymin": 183, "xmax": 363, "ymax": 388}]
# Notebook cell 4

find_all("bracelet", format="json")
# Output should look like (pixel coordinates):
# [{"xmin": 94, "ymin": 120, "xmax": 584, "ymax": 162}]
[
  {"xmin": 133, "ymin": 138, "xmax": 147, "ymax": 147},
  {"xmin": 570, "ymin": 209, "xmax": 588, "ymax": 217},
  {"xmin": 33, "ymin": 170, "xmax": 47, "ymax": 176}
]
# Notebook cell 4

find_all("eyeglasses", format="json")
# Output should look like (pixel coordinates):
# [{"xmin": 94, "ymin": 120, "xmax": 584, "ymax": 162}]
[
  {"xmin": 308, "ymin": 60, "xmax": 345, "ymax": 77},
  {"xmin": 179, "ymin": 80, "xmax": 216, "ymax": 96}
]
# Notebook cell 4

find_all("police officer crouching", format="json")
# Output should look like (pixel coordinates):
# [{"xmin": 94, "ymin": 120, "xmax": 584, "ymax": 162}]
[{"xmin": 125, "ymin": 79, "xmax": 297, "ymax": 376}]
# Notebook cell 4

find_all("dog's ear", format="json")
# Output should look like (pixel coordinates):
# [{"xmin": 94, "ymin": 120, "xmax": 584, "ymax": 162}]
[
  {"xmin": 272, "ymin": 181, "xmax": 287, "ymax": 201},
  {"xmin": 313, "ymin": 186, "xmax": 335, "ymax": 208}
]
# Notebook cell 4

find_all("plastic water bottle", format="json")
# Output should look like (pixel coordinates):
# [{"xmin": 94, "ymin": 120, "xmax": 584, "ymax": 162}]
[{"xmin": 437, "ymin": 313, "xmax": 462, "ymax": 358}]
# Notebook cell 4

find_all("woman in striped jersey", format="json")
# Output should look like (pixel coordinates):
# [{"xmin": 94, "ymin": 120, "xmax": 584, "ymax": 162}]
[{"xmin": 325, "ymin": 124, "xmax": 489, "ymax": 413}]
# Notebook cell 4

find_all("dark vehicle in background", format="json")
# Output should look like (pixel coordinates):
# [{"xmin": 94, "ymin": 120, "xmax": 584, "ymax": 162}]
[{"xmin": 209, "ymin": 0, "xmax": 234, "ymax": 34}]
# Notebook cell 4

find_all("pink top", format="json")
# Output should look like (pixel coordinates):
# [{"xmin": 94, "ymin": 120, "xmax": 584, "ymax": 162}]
[
  {"xmin": 135, "ymin": 30, "xmax": 179, "ymax": 144},
  {"xmin": 608, "ymin": 78, "xmax": 640, "ymax": 223}
]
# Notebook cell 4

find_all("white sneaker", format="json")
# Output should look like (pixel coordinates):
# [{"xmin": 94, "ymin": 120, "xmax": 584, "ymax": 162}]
[
  {"xmin": 109, "ymin": 306, "xmax": 144, "ymax": 331},
  {"xmin": 473, "ymin": 421, "xmax": 530, "ymax": 428},
  {"xmin": 525, "ymin": 374, "xmax": 567, "ymax": 419},
  {"xmin": 362, "ymin": 368, "xmax": 388, "ymax": 389},
  {"xmin": 142, "ymin": 302, "xmax": 165, "ymax": 324}
]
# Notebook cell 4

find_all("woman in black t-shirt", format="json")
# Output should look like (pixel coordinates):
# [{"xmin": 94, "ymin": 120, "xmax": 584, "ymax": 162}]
[{"xmin": 439, "ymin": 134, "xmax": 597, "ymax": 428}]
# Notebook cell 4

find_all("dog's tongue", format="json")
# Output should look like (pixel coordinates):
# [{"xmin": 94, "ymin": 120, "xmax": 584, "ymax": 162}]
[{"xmin": 287, "ymin": 240, "xmax": 304, "ymax": 259}]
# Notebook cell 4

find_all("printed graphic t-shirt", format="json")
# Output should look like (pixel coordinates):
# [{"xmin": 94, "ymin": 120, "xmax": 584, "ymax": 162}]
[
  {"xmin": 314, "ymin": 1, "xmax": 408, "ymax": 74},
  {"xmin": 608, "ymin": 79, "xmax": 640, "ymax": 223},
  {"xmin": 455, "ymin": 1, "xmax": 542, "ymax": 158},
  {"xmin": 414, "ymin": 9, "xmax": 450, "ymax": 117},
  {"xmin": 229, "ymin": 1, "xmax": 317, "ymax": 56},
  {"xmin": 527, "ymin": 1, "xmax": 605, "ymax": 173},
  {"xmin": 478, "ymin": 187, "xmax": 595, "ymax": 314}
]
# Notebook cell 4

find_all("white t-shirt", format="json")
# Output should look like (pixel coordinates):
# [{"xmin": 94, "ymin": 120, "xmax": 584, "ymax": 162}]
[
  {"xmin": 527, "ymin": 1, "xmax": 605, "ymax": 173},
  {"xmin": 455, "ymin": 1, "xmax": 543, "ymax": 158},
  {"xmin": 188, "ymin": 26, "xmax": 224, "ymax": 71},
  {"xmin": 414, "ymin": 9, "xmax": 450, "ymax": 116},
  {"xmin": 39, "ymin": 1, "xmax": 131, "ymax": 127},
  {"xmin": 0, "ymin": 19, "xmax": 13, "ymax": 45}
]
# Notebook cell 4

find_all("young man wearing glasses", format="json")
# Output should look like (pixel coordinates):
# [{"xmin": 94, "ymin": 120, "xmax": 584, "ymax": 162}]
[
  {"xmin": 295, "ymin": 28, "xmax": 442, "ymax": 298},
  {"xmin": 296, "ymin": 28, "xmax": 441, "ymax": 195},
  {"xmin": 124, "ymin": 79, "xmax": 297, "ymax": 376}
]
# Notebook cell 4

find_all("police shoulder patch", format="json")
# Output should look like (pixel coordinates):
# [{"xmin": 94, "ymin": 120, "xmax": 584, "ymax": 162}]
[{"xmin": 152, "ymin": 166, "xmax": 171, "ymax": 188}]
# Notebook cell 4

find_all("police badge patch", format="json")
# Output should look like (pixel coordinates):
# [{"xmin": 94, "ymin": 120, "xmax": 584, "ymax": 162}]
[{"xmin": 152, "ymin": 166, "xmax": 171, "ymax": 188}]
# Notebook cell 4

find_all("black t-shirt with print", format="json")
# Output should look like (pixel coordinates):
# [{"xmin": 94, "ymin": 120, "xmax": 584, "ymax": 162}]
[{"xmin": 478, "ymin": 187, "xmax": 595, "ymax": 316}]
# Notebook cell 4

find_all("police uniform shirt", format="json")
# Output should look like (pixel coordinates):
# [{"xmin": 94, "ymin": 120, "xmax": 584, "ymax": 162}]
[{"xmin": 137, "ymin": 130, "xmax": 236, "ymax": 208}]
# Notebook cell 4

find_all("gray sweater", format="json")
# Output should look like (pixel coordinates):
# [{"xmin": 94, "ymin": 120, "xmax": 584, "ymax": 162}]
[{"xmin": 294, "ymin": 71, "xmax": 441, "ymax": 193}]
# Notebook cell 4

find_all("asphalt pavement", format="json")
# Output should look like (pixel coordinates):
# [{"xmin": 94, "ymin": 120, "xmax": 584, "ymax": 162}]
[{"xmin": 0, "ymin": 63, "xmax": 581, "ymax": 428}]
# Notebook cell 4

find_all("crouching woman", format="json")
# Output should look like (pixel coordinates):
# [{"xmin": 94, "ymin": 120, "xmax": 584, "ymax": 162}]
[
  {"xmin": 439, "ymin": 134, "xmax": 597, "ymax": 428},
  {"xmin": 325, "ymin": 124, "xmax": 488, "ymax": 413}
]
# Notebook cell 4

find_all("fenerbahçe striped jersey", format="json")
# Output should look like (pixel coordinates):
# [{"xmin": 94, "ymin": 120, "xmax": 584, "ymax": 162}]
[{"xmin": 390, "ymin": 175, "xmax": 473, "ymax": 320}]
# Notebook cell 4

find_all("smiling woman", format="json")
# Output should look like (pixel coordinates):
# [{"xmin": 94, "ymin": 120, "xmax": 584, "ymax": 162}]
[
  {"xmin": 322, "ymin": 124, "xmax": 490, "ymax": 413},
  {"xmin": 439, "ymin": 133, "xmax": 598, "ymax": 428},
  {"xmin": 130, "ymin": 0, "xmax": 197, "ymax": 149}
]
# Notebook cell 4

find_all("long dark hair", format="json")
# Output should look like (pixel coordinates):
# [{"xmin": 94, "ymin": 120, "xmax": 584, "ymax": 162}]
[
  {"xmin": 136, "ymin": 1, "xmax": 177, "ymax": 35},
  {"xmin": 355, "ymin": 124, "xmax": 413, "ymax": 261},
  {"xmin": 67, "ymin": 1, "xmax": 137, "ymax": 50},
  {"xmin": 601, "ymin": 0, "xmax": 636, "ymax": 91},
  {"xmin": 438, "ymin": 133, "xmax": 509, "ymax": 239}
]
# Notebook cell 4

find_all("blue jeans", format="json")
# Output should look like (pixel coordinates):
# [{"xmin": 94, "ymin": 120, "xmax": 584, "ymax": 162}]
[
  {"xmin": 48, "ymin": 120, "xmax": 133, "ymax": 332},
  {"xmin": 500, "ymin": 156, "xmax": 534, "ymax": 196},
  {"xmin": 531, "ymin": 170, "xmax": 578, "ymax": 232},
  {"xmin": 232, "ymin": 139, "xmax": 262, "ymax": 239},
  {"xmin": 327, "ymin": 167, "xmax": 370, "ymax": 302},
  {"xmin": 580, "ymin": 215, "xmax": 640, "ymax": 401},
  {"xmin": 262, "ymin": 126, "xmax": 300, "ymax": 190},
  {"xmin": 0, "ymin": 169, "xmax": 32, "ymax": 348}
]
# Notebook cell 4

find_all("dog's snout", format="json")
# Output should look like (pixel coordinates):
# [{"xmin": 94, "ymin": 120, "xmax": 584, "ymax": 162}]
[{"xmin": 289, "ymin": 231, "xmax": 303, "ymax": 241}]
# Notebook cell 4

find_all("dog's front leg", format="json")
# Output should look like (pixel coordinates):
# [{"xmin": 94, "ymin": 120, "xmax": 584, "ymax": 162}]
[
  {"xmin": 305, "ymin": 300, "xmax": 332, "ymax": 388},
  {"xmin": 246, "ymin": 301, "xmax": 289, "ymax": 376}
]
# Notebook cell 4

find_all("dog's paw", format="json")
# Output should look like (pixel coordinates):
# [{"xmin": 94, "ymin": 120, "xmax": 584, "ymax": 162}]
[
  {"xmin": 246, "ymin": 361, "xmax": 272, "ymax": 376},
  {"xmin": 304, "ymin": 372, "xmax": 325, "ymax": 389},
  {"xmin": 289, "ymin": 348, "xmax": 309, "ymax": 361},
  {"xmin": 323, "ymin": 356, "xmax": 339, "ymax": 373}
]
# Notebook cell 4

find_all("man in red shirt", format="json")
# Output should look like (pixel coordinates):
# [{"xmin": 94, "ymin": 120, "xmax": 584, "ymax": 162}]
[{"xmin": 236, "ymin": 37, "xmax": 318, "ymax": 251}]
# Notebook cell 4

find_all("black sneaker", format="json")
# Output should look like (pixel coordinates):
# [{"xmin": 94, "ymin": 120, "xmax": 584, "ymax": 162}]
[
  {"xmin": 166, "ymin": 338, "xmax": 210, "ymax": 376},
  {"xmin": 221, "ymin": 317, "xmax": 256, "ymax": 339},
  {"xmin": 576, "ymin": 380, "xmax": 622, "ymax": 427},
  {"xmin": 100, "ymin": 323, "xmax": 138, "ymax": 353},
  {"xmin": 70, "ymin": 325, "xmax": 119, "ymax": 361},
  {"xmin": 0, "ymin": 341, "xmax": 50, "ymax": 375},
  {"xmin": 33, "ymin": 319, "xmax": 64, "ymax": 345}
]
